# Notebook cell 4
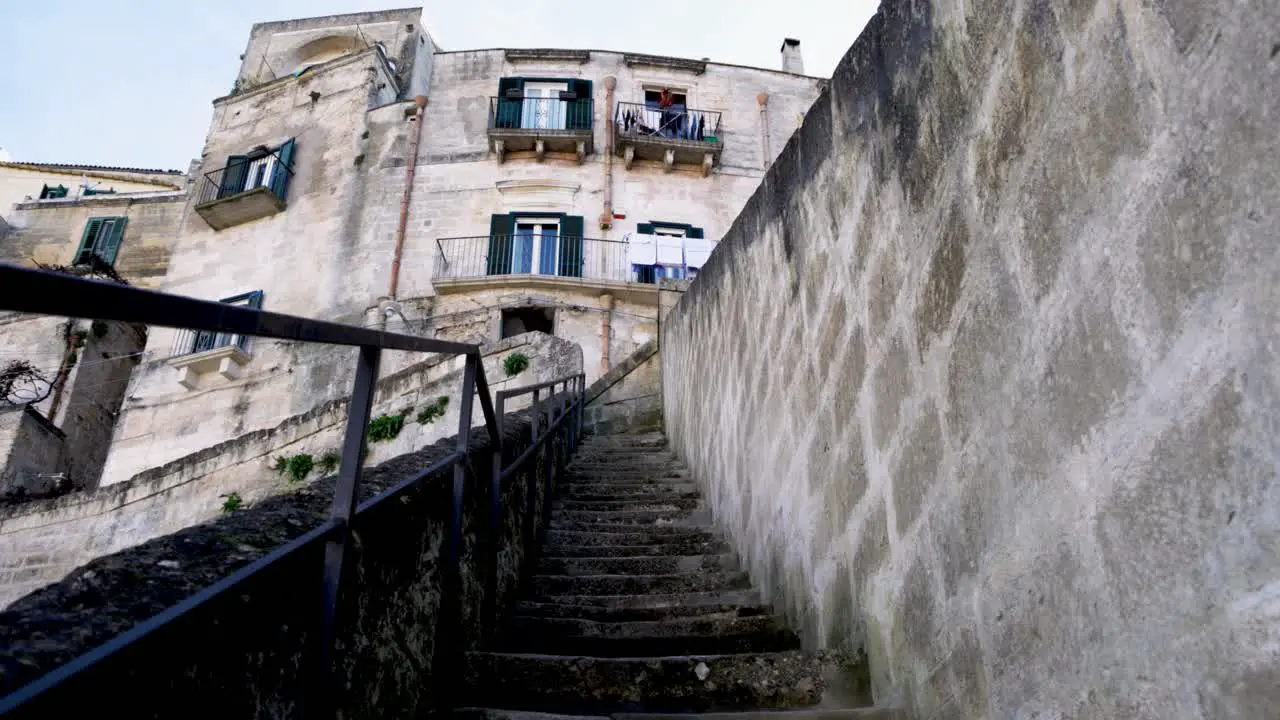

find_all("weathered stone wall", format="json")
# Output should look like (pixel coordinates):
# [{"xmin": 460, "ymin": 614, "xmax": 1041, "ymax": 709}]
[
  {"xmin": 660, "ymin": 1, "xmax": 1280, "ymax": 718},
  {"xmin": 2, "ymin": 332, "xmax": 580, "ymax": 607},
  {"xmin": 584, "ymin": 339, "xmax": 661, "ymax": 436},
  {"xmin": 0, "ymin": 164, "xmax": 183, "ymax": 224},
  {"xmin": 1, "ymin": 193, "xmax": 187, "ymax": 289},
  {"xmin": 0, "ymin": 407, "xmax": 66, "ymax": 502},
  {"xmin": 0, "ymin": 404, "xmax": 563, "ymax": 717}
]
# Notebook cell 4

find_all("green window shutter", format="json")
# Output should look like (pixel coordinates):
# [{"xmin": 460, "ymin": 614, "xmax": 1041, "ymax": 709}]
[
  {"xmin": 487, "ymin": 214, "xmax": 515, "ymax": 275},
  {"xmin": 219, "ymin": 155, "xmax": 249, "ymax": 198},
  {"xmin": 496, "ymin": 78, "xmax": 524, "ymax": 129},
  {"xmin": 559, "ymin": 215, "xmax": 584, "ymax": 277},
  {"xmin": 75, "ymin": 218, "xmax": 105, "ymax": 264},
  {"xmin": 636, "ymin": 223, "xmax": 655, "ymax": 235},
  {"xmin": 98, "ymin": 216, "xmax": 127, "ymax": 266},
  {"xmin": 568, "ymin": 79, "xmax": 593, "ymax": 130},
  {"xmin": 687, "ymin": 226, "xmax": 704, "ymax": 239},
  {"xmin": 269, "ymin": 138, "xmax": 295, "ymax": 201}
]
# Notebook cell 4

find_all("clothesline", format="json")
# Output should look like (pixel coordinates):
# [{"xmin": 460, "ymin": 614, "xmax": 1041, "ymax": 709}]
[{"xmin": 623, "ymin": 233, "xmax": 715, "ymax": 269}]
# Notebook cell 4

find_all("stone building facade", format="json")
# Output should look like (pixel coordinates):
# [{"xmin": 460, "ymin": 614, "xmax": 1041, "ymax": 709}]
[{"xmin": 92, "ymin": 7, "xmax": 825, "ymax": 487}]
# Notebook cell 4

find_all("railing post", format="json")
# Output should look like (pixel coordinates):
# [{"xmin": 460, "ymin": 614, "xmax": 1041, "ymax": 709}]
[
  {"xmin": 525, "ymin": 387, "xmax": 541, "ymax": 558},
  {"xmin": 541, "ymin": 386, "xmax": 556, "ymax": 535},
  {"xmin": 484, "ymin": 392, "xmax": 506, "ymax": 637},
  {"xmin": 433, "ymin": 352, "xmax": 478, "ymax": 710},
  {"xmin": 557, "ymin": 383, "xmax": 569, "ymax": 476},
  {"xmin": 312, "ymin": 344, "xmax": 381, "ymax": 718}
]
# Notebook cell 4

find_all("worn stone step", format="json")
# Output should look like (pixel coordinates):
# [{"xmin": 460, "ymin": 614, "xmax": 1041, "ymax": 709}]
[
  {"xmin": 542, "ymin": 539, "xmax": 731, "ymax": 558},
  {"xmin": 460, "ymin": 651, "xmax": 829, "ymax": 713},
  {"xmin": 565, "ymin": 471, "xmax": 690, "ymax": 483},
  {"xmin": 498, "ymin": 614, "xmax": 800, "ymax": 656},
  {"xmin": 552, "ymin": 508, "xmax": 701, "ymax": 526},
  {"xmin": 539, "ymin": 554, "xmax": 738, "ymax": 577},
  {"xmin": 554, "ymin": 498, "xmax": 702, "ymax": 512},
  {"xmin": 549, "ymin": 519, "xmax": 714, "ymax": 534},
  {"xmin": 532, "ymin": 571, "xmax": 751, "ymax": 598},
  {"xmin": 560, "ymin": 484, "xmax": 701, "ymax": 501},
  {"xmin": 516, "ymin": 590, "xmax": 770, "ymax": 622},
  {"xmin": 453, "ymin": 710, "xmax": 907, "ymax": 720},
  {"xmin": 545, "ymin": 527, "xmax": 720, "ymax": 545}
]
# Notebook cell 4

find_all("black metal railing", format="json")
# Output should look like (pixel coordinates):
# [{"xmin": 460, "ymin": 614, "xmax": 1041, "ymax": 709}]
[
  {"xmin": 0, "ymin": 265, "xmax": 587, "ymax": 716},
  {"xmin": 488, "ymin": 96, "xmax": 594, "ymax": 132},
  {"xmin": 435, "ymin": 235, "xmax": 650, "ymax": 284},
  {"xmin": 195, "ymin": 150, "xmax": 294, "ymax": 206},
  {"xmin": 615, "ymin": 101, "xmax": 721, "ymax": 143}
]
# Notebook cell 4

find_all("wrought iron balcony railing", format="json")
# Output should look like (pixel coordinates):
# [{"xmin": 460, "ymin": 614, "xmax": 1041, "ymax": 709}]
[
  {"xmin": 615, "ymin": 101, "xmax": 721, "ymax": 144},
  {"xmin": 193, "ymin": 149, "xmax": 295, "ymax": 230},
  {"xmin": 488, "ymin": 96, "xmax": 594, "ymax": 133},
  {"xmin": 435, "ymin": 235, "xmax": 651, "ymax": 285}
]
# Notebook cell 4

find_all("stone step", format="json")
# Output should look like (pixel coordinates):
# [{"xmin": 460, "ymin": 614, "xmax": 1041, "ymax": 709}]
[
  {"xmin": 559, "ymin": 484, "xmax": 701, "ymax": 501},
  {"xmin": 453, "ymin": 710, "xmax": 907, "ymax": 720},
  {"xmin": 498, "ymin": 614, "xmax": 800, "ymax": 657},
  {"xmin": 554, "ymin": 498, "xmax": 702, "ymax": 512},
  {"xmin": 552, "ymin": 508, "xmax": 701, "ymax": 525},
  {"xmin": 516, "ymin": 590, "xmax": 770, "ymax": 622},
  {"xmin": 460, "ymin": 651, "xmax": 829, "ymax": 713},
  {"xmin": 531, "ymin": 571, "xmax": 751, "ymax": 598},
  {"xmin": 542, "ymin": 539, "xmax": 731, "ymax": 559},
  {"xmin": 539, "ymin": 554, "xmax": 738, "ymax": 577},
  {"xmin": 549, "ymin": 519, "xmax": 714, "ymax": 534},
  {"xmin": 564, "ymin": 470, "xmax": 690, "ymax": 483},
  {"xmin": 545, "ymin": 527, "xmax": 720, "ymax": 545}
]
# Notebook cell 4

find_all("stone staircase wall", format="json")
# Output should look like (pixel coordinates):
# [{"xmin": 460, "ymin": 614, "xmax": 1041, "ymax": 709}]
[{"xmin": 659, "ymin": 1, "xmax": 1280, "ymax": 718}]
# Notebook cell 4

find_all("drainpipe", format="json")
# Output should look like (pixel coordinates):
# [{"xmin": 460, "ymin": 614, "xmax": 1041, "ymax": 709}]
[
  {"xmin": 599, "ymin": 76, "xmax": 617, "ymax": 231},
  {"xmin": 757, "ymin": 92, "xmax": 771, "ymax": 169},
  {"xmin": 599, "ymin": 293, "xmax": 614, "ymax": 377},
  {"xmin": 388, "ymin": 94, "xmax": 428, "ymax": 299}
]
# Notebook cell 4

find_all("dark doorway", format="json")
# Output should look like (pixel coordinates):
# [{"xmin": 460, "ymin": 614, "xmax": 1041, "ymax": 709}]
[{"xmin": 501, "ymin": 306, "xmax": 555, "ymax": 339}]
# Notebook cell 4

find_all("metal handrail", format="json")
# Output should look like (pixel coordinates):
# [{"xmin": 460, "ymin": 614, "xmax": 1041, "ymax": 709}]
[
  {"xmin": 0, "ymin": 265, "xmax": 588, "ymax": 715},
  {"xmin": 487, "ymin": 96, "xmax": 594, "ymax": 132},
  {"xmin": 615, "ymin": 100, "xmax": 722, "ymax": 142},
  {"xmin": 434, "ymin": 235, "xmax": 636, "ymax": 284}
]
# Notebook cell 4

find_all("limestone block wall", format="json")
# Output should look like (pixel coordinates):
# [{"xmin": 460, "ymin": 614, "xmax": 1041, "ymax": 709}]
[
  {"xmin": 0, "ymin": 164, "xmax": 183, "ymax": 223},
  {"xmin": 660, "ymin": 1, "xmax": 1280, "ymax": 718},
  {"xmin": 1, "ymin": 331, "xmax": 580, "ymax": 608},
  {"xmin": 584, "ymin": 339, "xmax": 661, "ymax": 436},
  {"xmin": 1, "ymin": 193, "xmax": 188, "ymax": 289}
]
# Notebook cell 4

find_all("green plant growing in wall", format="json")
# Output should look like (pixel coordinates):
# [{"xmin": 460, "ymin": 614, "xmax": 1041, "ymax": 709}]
[
  {"xmin": 91, "ymin": 320, "xmax": 109, "ymax": 339},
  {"xmin": 272, "ymin": 456, "xmax": 289, "ymax": 475},
  {"xmin": 285, "ymin": 454, "xmax": 314, "ymax": 483},
  {"xmin": 318, "ymin": 450, "xmax": 341, "ymax": 475},
  {"xmin": 416, "ymin": 395, "xmax": 450, "ymax": 424},
  {"xmin": 71, "ymin": 330, "xmax": 88, "ymax": 349},
  {"xmin": 503, "ymin": 352, "xmax": 530, "ymax": 377},
  {"xmin": 221, "ymin": 492, "xmax": 243, "ymax": 513},
  {"xmin": 367, "ymin": 412, "xmax": 408, "ymax": 442}
]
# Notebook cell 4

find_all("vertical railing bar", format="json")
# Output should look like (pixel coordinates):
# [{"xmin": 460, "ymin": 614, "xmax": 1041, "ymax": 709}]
[
  {"xmin": 525, "ymin": 387, "xmax": 542, "ymax": 563},
  {"xmin": 312, "ymin": 343, "xmax": 381, "ymax": 718},
  {"xmin": 474, "ymin": 360, "xmax": 500, "ymax": 447},
  {"xmin": 485, "ymin": 391, "xmax": 506, "ymax": 638}
]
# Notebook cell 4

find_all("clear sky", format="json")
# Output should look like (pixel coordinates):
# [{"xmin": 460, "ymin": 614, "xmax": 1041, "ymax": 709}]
[{"xmin": 0, "ymin": 0, "xmax": 879, "ymax": 170}]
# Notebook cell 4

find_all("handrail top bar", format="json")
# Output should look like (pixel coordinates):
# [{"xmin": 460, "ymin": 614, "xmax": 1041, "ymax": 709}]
[
  {"xmin": 435, "ymin": 234, "xmax": 627, "ymax": 245},
  {"xmin": 496, "ymin": 372, "xmax": 584, "ymax": 401},
  {"xmin": 0, "ymin": 266, "xmax": 478, "ymax": 355}
]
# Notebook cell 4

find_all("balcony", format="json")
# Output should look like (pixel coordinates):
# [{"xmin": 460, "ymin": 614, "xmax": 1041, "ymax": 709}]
[
  {"xmin": 193, "ymin": 151, "xmax": 293, "ymax": 230},
  {"xmin": 488, "ymin": 96, "xmax": 594, "ymax": 164},
  {"xmin": 167, "ymin": 328, "xmax": 252, "ymax": 388},
  {"xmin": 434, "ymin": 235, "xmax": 661, "ymax": 304},
  {"xmin": 614, "ymin": 102, "xmax": 723, "ymax": 176}
]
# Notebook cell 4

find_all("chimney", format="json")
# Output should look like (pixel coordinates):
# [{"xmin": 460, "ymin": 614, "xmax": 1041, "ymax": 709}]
[{"xmin": 780, "ymin": 38, "xmax": 804, "ymax": 74}]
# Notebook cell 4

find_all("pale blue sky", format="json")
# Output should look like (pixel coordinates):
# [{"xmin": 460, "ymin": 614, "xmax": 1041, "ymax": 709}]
[{"xmin": 0, "ymin": 1, "xmax": 878, "ymax": 170}]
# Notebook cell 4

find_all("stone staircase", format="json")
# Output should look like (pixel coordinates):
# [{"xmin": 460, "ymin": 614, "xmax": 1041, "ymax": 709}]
[{"xmin": 458, "ymin": 431, "xmax": 905, "ymax": 720}]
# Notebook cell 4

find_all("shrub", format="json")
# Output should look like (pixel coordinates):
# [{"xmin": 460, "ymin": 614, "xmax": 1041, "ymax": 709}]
[
  {"xmin": 221, "ymin": 492, "xmax": 243, "ymax": 513},
  {"xmin": 318, "ymin": 450, "xmax": 341, "ymax": 475},
  {"xmin": 503, "ymin": 352, "xmax": 530, "ymax": 377},
  {"xmin": 416, "ymin": 395, "xmax": 450, "ymax": 424},
  {"xmin": 368, "ymin": 412, "xmax": 407, "ymax": 442},
  {"xmin": 285, "ymin": 454, "xmax": 314, "ymax": 483}
]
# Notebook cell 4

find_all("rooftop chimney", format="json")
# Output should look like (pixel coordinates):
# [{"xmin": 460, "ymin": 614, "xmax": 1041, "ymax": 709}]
[{"xmin": 780, "ymin": 38, "xmax": 803, "ymax": 74}]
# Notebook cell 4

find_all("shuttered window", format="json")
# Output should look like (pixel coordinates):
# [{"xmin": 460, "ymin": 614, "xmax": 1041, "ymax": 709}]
[{"xmin": 74, "ymin": 216, "xmax": 128, "ymax": 267}]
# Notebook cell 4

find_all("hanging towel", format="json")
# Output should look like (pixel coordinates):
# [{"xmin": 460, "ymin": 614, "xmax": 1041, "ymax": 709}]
[
  {"xmin": 684, "ymin": 237, "xmax": 714, "ymax": 269},
  {"xmin": 627, "ymin": 233, "xmax": 657, "ymax": 265},
  {"xmin": 655, "ymin": 235, "xmax": 684, "ymax": 265}
]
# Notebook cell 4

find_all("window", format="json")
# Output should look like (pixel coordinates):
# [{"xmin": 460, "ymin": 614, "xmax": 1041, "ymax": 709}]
[
  {"xmin": 38, "ymin": 184, "xmax": 68, "ymax": 200},
  {"xmin": 217, "ymin": 138, "xmax": 296, "ymax": 202},
  {"xmin": 501, "ymin": 307, "xmax": 555, "ymax": 339},
  {"xmin": 494, "ymin": 77, "xmax": 593, "ymax": 131},
  {"xmin": 631, "ymin": 221, "xmax": 704, "ymax": 283},
  {"xmin": 74, "ymin": 217, "xmax": 128, "ymax": 267},
  {"xmin": 186, "ymin": 291, "xmax": 264, "ymax": 355},
  {"xmin": 487, "ymin": 213, "xmax": 585, "ymax": 277},
  {"xmin": 644, "ymin": 88, "xmax": 687, "ymax": 110}
]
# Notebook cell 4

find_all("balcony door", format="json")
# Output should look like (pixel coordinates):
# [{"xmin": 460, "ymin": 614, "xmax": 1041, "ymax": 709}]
[
  {"xmin": 521, "ymin": 82, "xmax": 568, "ymax": 130},
  {"xmin": 513, "ymin": 218, "xmax": 560, "ymax": 275}
]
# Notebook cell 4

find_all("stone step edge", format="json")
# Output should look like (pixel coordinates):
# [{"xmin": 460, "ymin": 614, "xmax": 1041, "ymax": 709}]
[{"xmin": 454, "ymin": 709, "xmax": 908, "ymax": 720}]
